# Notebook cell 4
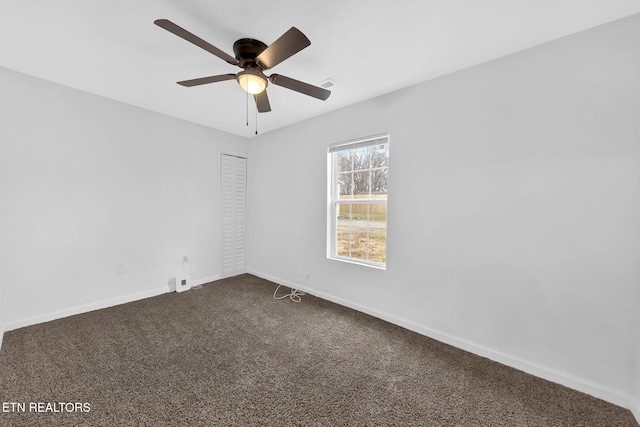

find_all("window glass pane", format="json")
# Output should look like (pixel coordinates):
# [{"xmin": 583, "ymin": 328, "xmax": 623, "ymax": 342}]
[
  {"xmin": 369, "ymin": 203, "xmax": 387, "ymax": 233},
  {"xmin": 350, "ymin": 232, "xmax": 368, "ymax": 260},
  {"xmin": 336, "ymin": 203, "xmax": 352, "ymax": 230},
  {"xmin": 371, "ymin": 144, "xmax": 389, "ymax": 168},
  {"xmin": 371, "ymin": 167, "xmax": 388, "ymax": 195},
  {"xmin": 337, "ymin": 150, "xmax": 352, "ymax": 173},
  {"xmin": 368, "ymin": 233, "xmax": 387, "ymax": 263},
  {"xmin": 352, "ymin": 147, "xmax": 371, "ymax": 170},
  {"xmin": 352, "ymin": 171, "xmax": 370, "ymax": 196},
  {"xmin": 349, "ymin": 204, "xmax": 370, "ymax": 232},
  {"xmin": 337, "ymin": 173, "xmax": 352, "ymax": 198},
  {"xmin": 336, "ymin": 231, "xmax": 350, "ymax": 257},
  {"xmin": 337, "ymin": 204, "xmax": 370, "ymax": 232}
]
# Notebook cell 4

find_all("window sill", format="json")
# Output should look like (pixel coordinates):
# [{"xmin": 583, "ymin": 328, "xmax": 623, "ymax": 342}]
[{"xmin": 327, "ymin": 256, "xmax": 386, "ymax": 270}]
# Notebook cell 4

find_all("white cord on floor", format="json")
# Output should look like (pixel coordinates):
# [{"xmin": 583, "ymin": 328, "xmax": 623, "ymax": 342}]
[{"xmin": 273, "ymin": 276, "xmax": 308, "ymax": 302}]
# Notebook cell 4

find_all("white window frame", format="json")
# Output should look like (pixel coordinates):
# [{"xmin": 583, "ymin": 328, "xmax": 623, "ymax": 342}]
[{"xmin": 327, "ymin": 133, "xmax": 389, "ymax": 269}]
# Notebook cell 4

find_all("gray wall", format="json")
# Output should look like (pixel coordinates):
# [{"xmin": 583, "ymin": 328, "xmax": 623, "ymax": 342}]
[
  {"xmin": 0, "ymin": 264, "xmax": 4, "ymax": 347},
  {"xmin": 635, "ymin": 290, "xmax": 640, "ymax": 418},
  {"xmin": 247, "ymin": 14, "xmax": 640, "ymax": 407},
  {"xmin": 0, "ymin": 67, "xmax": 247, "ymax": 331}
]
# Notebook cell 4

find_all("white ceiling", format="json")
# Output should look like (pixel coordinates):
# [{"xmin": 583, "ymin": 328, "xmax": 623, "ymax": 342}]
[{"xmin": 2, "ymin": 0, "xmax": 640, "ymax": 138}]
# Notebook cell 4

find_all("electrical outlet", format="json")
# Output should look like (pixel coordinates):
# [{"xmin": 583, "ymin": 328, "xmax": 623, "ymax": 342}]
[{"xmin": 115, "ymin": 261, "xmax": 128, "ymax": 274}]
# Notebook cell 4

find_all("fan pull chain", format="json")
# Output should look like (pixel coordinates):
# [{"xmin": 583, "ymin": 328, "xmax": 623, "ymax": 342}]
[
  {"xmin": 246, "ymin": 90, "xmax": 249, "ymax": 127},
  {"xmin": 255, "ymin": 101, "xmax": 258, "ymax": 135}
]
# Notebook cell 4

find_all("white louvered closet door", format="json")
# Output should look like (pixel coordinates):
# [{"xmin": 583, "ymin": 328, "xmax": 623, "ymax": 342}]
[{"xmin": 221, "ymin": 154, "xmax": 247, "ymax": 278}]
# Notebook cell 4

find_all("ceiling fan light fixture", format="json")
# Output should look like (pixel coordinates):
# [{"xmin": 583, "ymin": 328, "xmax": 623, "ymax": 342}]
[{"xmin": 237, "ymin": 70, "xmax": 267, "ymax": 94}]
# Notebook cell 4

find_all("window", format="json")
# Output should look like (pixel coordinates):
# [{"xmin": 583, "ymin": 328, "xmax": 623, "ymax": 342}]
[{"xmin": 328, "ymin": 134, "xmax": 389, "ymax": 269}]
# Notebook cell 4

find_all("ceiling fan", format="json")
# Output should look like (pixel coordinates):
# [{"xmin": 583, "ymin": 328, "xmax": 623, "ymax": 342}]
[{"xmin": 154, "ymin": 19, "xmax": 331, "ymax": 115}]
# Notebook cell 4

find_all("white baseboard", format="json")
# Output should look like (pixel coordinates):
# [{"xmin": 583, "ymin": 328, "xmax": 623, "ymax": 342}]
[
  {"xmin": 3, "ymin": 286, "xmax": 171, "ymax": 333},
  {"xmin": 0, "ymin": 275, "xmax": 221, "ymax": 350},
  {"xmin": 249, "ymin": 269, "xmax": 633, "ymax": 412},
  {"xmin": 193, "ymin": 275, "xmax": 220, "ymax": 287},
  {"xmin": 4, "ymin": 274, "xmax": 221, "ymax": 334}
]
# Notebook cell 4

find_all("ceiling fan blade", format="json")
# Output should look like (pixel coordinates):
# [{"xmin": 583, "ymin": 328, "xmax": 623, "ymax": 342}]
[
  {"xmin": 154, "ymin": 19, "xmax": 238, "ymax": 66},
  {"xmin": 256, "ymin": 27, "xmax": 310, "ymax": 70},
  {"xmin": 254, "ymin": 91, "xmax": 272, "ymax": 113},
  {"xmin": 177, "ymin": 74, "xmax": 237, "ymax": 87},
  {"xmin": 269, "ymin": 74, "xmax": 331, "ymax": 100}
]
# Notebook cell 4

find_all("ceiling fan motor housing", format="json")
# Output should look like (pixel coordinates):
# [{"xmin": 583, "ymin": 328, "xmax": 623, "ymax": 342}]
[{"xmin": 233, "ymin": 38, "xmax": 268, "ymax": 68}]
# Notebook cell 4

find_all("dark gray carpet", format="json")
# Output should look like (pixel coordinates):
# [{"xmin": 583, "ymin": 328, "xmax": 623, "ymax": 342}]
[{"xmin": 0, "ymin": 274, "xmax": 637, "ymax": 426}]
